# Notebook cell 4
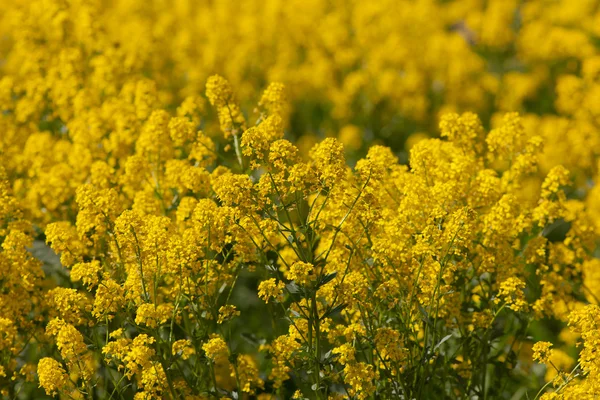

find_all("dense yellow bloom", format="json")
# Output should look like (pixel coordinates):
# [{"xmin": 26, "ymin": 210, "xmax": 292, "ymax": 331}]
[
  {"xmin": 439, "ymin": 112, "xmax": 485, "ymax": 153},
  {"xmin": 374, "ymin": 328, "xmax": 408, "ymax": 364},
  {"xmin": 217, "ymin": 305, "xmax": 240, "ymax": 324},
  {"xmin": 206, "ymin": 75, "xmax": 246, "ymax": 137},
  {"xmin": 212, "ymin": 172, "xmax": 253, "ymax": 208},
  {"xmin": 45, "ymin": 318, "xmax": 94, "ymax": 383},
  {"xmin": 172, "ymin": 340, "xmax": 195, "ymax": 360},
  {"xmin": 37, "ymin": 358, "xmax": 68, "ymax": 396},
  {"xmin": 92, "ymin": 278, "xmax": 126, "ymax": 320},
  {"xmin": 47, "ymin": 287, "xmax": 91, "ymax": 326},
  {"xmin": 287, "ymin": 261, "xmax": 315, "ymax": 286},
  {"xmin": 203, "ymin": 336, "xmax": 229, "ymax": 362},
  {"xmin": 310, "ymin": 138, "xmax": 346, "ymax": 187},
  {"xmin": 268, "ymin": 331, "xmax": 302, "ymax": 389},
  {"xmin": 2, "ymin": 1, "xmax": 600, "ymax": 397},
  {"xmin": 70, "ymin": 260, "xmax": 101, "ymax": 288},
  {"xmin": 137, "ymin": 361, "xmax": 168, "ymax": 399},
  {"xmin": 233, "ymin": 354, "xmax": 265, "ymax": 395},
  {"xmin": 533, "ymin": 341, "xmax": 554, "ymax": 364},
  {"xmin": 568, "ymin": 306, "xmax": 600, "ymax": 379},
  {"xmin": 103, "ymin": 334, "xmax": 156, "ymax": 379},
  {"xmin": 135, "ymin": 303, "xmax": 173, "ymax": 328},
  {"xmin": 45, "ymin": 221, "xmax": 85, "ymax": 267},
  {"xmin": 257, "ymin": 278, "xmax": 285, "ymax": 303},
  {"xmin": 497, "ymin": 278, "xmax": 528, "ymax": 312},
  {"xmin": 333, "ymin": 343, "xmax": 356, "ymax": 366},
  {"xmin": 341, "ymin": 362, "xmax": 378, "ymax": 400},
  {"xmin": 0, "ymin": 318, "xmax": 16, "ymax": 352},
  {"xmin": 241, "ymin": 115, "xmax": 285, "ymax": 168}
]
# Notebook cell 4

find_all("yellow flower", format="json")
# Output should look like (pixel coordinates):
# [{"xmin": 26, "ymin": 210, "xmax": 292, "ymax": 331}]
[
  {"xmin": 37, "ymin": 358, "xmax": 69, "ymax": 396},
  {"xmin": 496, "ymin": 277, "xmax": 528, "ymax": 312},
  {"xmin": 287, "ymin": 261, "xmax": 315, "ymax": 286},
  {"xmin": 332, "ymin": 343, "xmax": 355, "ymax": 365},
  {"xmin": 258, "ymin": 82, "xmax": 287, "ymax": 117},
  {"xmin": 172, "ymin": 340, "xmax": 196, "ymax": 360},
  {"xmin": 257, "ymin": 278, "xmax": 285, "ymax": 303},
  {"xmin": 232, "ymin": 354, "xmax": 264, "ymax": 394},
  {"xmin": 310, "ymin": 138, "xmax": 346, "ymax": 187},
  {"xmin": 93, "ymin": 279, "xmax": 126, "ymax": 320},
  {"xmin": 341, "ymin": 362, "xmax": 378, "ymax": 400},
  {"xmin": 202, "ymin": 336, "xmax": 229, "ymax": 362},
  {"xmin": 135, "ymin": 303, "xmax": 174, "ymax": 328},
  {"xmin": 70, "ymin": 260, "xmax": 101, "ymax": 288},
  {"xmin": 168, "ymin": 116, "xmax": 196, "ymax": 147},
  {"xmin": 532, "ymin": 341, "xmax": 554, "ymax": 364},
  {"xmin": 205, "ymin": 75, "xmax": 246, "ymax": 137},
  {"xmin": 217, "ymin": 305, "xmax": 240, "ymax": 324},
  {"xmin": 212, "ymin": 172, "xmax": 253, "ymax": 208}
]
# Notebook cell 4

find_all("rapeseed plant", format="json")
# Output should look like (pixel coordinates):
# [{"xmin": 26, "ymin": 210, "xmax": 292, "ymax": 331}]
[{"xmin": 1, "ymin": 1, "xmax": 600, "ymax": 399}]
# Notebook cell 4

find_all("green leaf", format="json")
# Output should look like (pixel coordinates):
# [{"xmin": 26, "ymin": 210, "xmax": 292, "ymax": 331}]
[
  {"xmin": 434, "ymin": 333, "xmax": 454, "ymax": 351},
  {"xmin": 321, "ymin": 303, "xmax": 346, "ymax": 320},
  {"xmin": 286, "ymin": 282, "xmax": 302, "ymax": 294},
  {"xmin": 418, "ymin": 304, "xmax": 432, "ymax": 326},
  {"xmin": 317, "ymin": 271, "xmax": 337, "ymax": 288}
]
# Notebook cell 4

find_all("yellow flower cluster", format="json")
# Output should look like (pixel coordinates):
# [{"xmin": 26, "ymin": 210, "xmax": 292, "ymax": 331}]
[
  {"xmin": 202, "ymin": 336, "xmax": 229, "ymax": 363},
  {"xmin": 37, "ymin": 358, "xmax": 68, "ymax": 397},
  {"xmin": 24, "ymin": 70, "xmax": 595, "ymax": 396},
  {"xmin": 533, "ymin": 341, "xmax": 554, "ymax": 364},
  {"xmin": 172, "ymin": 339, "xmax": 195, "ymax": 361},
  {"xmin": 1, "ymin": 0, "xmax": 600, "ymax": 399}
]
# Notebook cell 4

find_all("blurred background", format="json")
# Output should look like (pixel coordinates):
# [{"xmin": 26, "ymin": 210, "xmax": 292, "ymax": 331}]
[{"xmin": 3, "ymin": 0, "xmax": 600, "ymax": 170}]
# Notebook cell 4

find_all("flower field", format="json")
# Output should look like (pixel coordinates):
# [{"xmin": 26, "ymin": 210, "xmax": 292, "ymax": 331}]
[{"xmin": 1, "ymin": 0, "xmax": 600, "ymax": 399}]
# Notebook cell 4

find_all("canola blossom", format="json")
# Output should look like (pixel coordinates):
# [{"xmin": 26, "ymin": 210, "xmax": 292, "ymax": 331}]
[{"xmin": 1, "ymin": 0, "xmax": 600, "ymax": 399}]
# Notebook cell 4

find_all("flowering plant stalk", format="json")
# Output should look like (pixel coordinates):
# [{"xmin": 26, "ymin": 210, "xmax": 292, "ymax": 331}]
[
  {"xmin": 1, "ymin": 72, "xmax": 597, "ymax": 399},
  {"xmin": 2, "ymin": 1, "xmax": 600, "ymax": 399}
]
